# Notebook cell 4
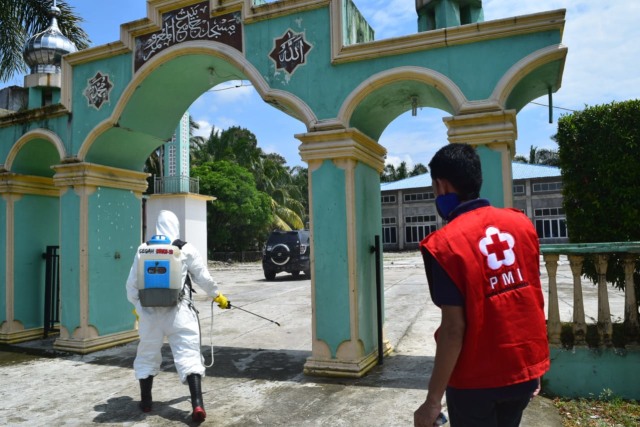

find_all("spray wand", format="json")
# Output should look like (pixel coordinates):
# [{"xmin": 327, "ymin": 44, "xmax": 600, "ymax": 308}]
[{"xmin": 228, "ymin": 302, "xmax": 281, "ymax": 326}]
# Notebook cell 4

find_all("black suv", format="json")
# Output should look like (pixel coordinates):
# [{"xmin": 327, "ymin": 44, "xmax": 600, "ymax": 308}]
[{"xmin": 262, "ymin": 230, "xmax": 311, "ymax": 280}]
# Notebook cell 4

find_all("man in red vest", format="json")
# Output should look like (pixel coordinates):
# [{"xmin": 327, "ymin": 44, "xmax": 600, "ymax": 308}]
[{"xmin": 414, "ymin": 144, "xmax": 549, "ymax": 427}]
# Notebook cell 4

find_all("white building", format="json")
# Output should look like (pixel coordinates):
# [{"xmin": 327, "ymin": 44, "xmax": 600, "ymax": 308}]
[{"xmin": 380, "ymin": 162, "xmax": 567, "ymax": 251}]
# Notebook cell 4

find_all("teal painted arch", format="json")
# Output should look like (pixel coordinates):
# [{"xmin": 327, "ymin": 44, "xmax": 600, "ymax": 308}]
[
  {"xmin": 492, "ymin": 44, "xmax": 568, "ymax": 113},
  {"xmin": 4, "ymin": 129, "xmax": 66, "ymax": 178},
  {"xmin": 79, "ymin": 40, "xmax": 318, "ymax": 171},
  {"xmin": 339, "ymin": 66, "xmax": 466, "ymax": 141}
]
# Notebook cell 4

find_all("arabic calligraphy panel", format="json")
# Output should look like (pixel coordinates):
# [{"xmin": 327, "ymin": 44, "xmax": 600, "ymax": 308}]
[{"xmin": 134, "ymin": 2, "xmax": 243, "ymax": 71}]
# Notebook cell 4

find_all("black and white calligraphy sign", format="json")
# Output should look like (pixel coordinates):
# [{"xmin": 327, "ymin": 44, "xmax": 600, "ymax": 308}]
[
  {"xmin": 83, "ymin": 71, "xmax": 114, "ymax": 110},
  {"xmin": 269, "ymin": 29, "xmax": 313, "ymax": 75},
  {"xmin": 134, "ymin": 2, "xmax": 242, "ymax": 71}
]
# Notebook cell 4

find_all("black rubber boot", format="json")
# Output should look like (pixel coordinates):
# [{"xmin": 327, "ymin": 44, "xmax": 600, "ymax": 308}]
[
  {"xmin": 187, "ymin": 374, "xmax": 206, "ymax": 422},
  {"xmin": 139, "ymin": 376, "xmax": 154, "ymax": 412}
]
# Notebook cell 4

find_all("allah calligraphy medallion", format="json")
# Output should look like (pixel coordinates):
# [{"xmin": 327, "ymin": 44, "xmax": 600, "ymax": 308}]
[
  {"xmin": 83, "ymin": 71, "xmax": 113, "ymax": 110},
  {"xmin": 269, "ymin": 29, "xmax": 313, "ymax": 75}
]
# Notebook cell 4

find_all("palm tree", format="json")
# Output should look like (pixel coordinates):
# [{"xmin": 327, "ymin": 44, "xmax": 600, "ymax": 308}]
[
  {"xmin": 190, "ymin": 126, "xmax": 307, "ymax": 230},
  {"xmin": 0, "ymin": 0, "xmax": 90, "ymax": 82},
  {"xmin": 518, "ymin": 145, "xmax": 560, "ymax": 166}
]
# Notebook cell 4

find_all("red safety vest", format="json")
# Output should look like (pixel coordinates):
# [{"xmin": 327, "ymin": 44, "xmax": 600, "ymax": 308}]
[{"xmin": 421, "ymin": 206, "xmax": 550, "ymax": 388}]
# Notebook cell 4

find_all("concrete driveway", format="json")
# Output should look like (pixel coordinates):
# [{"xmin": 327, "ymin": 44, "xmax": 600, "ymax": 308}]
[{"xmin": 0, "ymin": 251, "xmax": 590, "ymax": 426}]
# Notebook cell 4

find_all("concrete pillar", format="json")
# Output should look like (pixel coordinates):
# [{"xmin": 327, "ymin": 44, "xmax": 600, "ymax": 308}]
[
  {"xmin": 298, "ymin": 128, "xmax": 391, "ymax": 377},
  {"xmin": 145, "ymin": 193, "xmax": 215, "ymax": 260},
  {"xmin": 443, "ymin": 109, "xmax": 518, "ymax": 207},
  {"xmin": 51, "ymin": 163, "xmax": 148, "ymax": 353}
]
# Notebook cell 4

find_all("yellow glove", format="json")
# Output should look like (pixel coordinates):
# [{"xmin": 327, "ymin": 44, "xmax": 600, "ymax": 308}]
[
  {"xmin": 214, "ymin": 293, "xmax": 230, "ymax": 309},
  {"xmin": 132, "ymin": 309, "xmax": 139, "ymax": 321}
]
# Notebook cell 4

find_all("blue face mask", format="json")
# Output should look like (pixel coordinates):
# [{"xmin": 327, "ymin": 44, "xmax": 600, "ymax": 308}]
[{"xmin": 435, "ymin": 193, "xmax": 461, "ymax": 220}]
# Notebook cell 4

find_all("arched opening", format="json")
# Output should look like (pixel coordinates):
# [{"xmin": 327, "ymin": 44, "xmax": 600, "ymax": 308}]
[
  {"xmin": 2, "ymin": 130, "xmax": 63, "ymax": 340},
  {"xmin": 66, "ymin": 42, "xmax": 313, "ymax": 350}
]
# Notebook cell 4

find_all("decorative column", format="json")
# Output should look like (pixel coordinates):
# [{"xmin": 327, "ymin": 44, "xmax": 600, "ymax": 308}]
[
  {"xmin": 594, "ymin": 254, "xmax": 612, "ymax": 347},
  {"xmin": 443, "ymin": 110, "xmax": 517, "ymax": 207},
  {"xmin": 52, "ymin": 163, "xmax": 148, "ymax": 353},
  {"xmin": 544, "ymin": 253, "xmax": 561, "ymax": 345},
  {"xmin": 623, "ymin": 254, "xmax": 639, "ymax": 344},
  {"xmin": 568, "ymin": 254, "xmax": 587, "ymax": 345},
  {"xmin": 298, "ymin": 128, "xmax": 391, "ymax": 377},
  {"xmin": 0, "ymin": 173, "xmax": 59, "ymax": 343}
]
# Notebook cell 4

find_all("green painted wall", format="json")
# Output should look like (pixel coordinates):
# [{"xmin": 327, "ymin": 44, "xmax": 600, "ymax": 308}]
[
  {"xmin": 547, "ymin": 347, "xmax": 640, "ymax": 400},
  {"xmin": 355, "ymin": 163, "xmax": 383, "ymax": 354},
  {"xmin": 87, "ymin": 187, "xmax": 141, "ymax": 335},
  {"xmin": 13, "ymin": 195, "xmax": 59, "ymax": 329},
  {"xmin": 71, "ymin": 53, "xmax": 133, "ymax": 155},
  {"xmin": 0, "ymin": 197, "xmax": 6, "ymax": 322},
  {"xmin": 312, "ymin": 160, "xmax": 350, "ymax": 357},
  {"xmin": 244, "ymin": 6, "xmax": 562, "ymax": 124},
  {"xmin": 59, "ymin": 190, "xmax": 81, "ymax": 335},
  {"xmin": 0, "ymin": 115, "xmax": 70, "ymax": 166},
  {"xmin": 477, "ymin": 145, "xmax": 504, "ymax": 207}
]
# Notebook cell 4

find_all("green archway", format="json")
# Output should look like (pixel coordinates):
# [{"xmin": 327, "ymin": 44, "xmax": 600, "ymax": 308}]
[{"xmin": 0, "ymin": 0, "xmax": 566, "ymax": 376}]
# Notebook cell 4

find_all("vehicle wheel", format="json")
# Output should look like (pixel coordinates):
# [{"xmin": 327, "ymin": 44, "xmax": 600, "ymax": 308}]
[
  {"xmin": 291, "ymin": 271, "xmax": 300, "ymax": 278},
  {"xmin": 264, "ymin": 270, "xmax": 276, "ymax": 281}
]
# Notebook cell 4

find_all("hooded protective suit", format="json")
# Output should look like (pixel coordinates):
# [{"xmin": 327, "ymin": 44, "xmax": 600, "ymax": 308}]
[{"xmin": 126, "ymin": 210, "xmax": 220, "ymax": 383}]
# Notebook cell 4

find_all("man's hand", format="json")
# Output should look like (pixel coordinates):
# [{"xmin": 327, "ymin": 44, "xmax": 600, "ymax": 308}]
[
  {"xmin": 531, "ymin": 377, "xmax": 541, "ymax": 399},
  {"xmin": 414, "ymin": 398, "xmax": 441, "ymax": 427},
  {"xmin": 214, "ymin": 293, "xmax": 230, "ymax": 309}
]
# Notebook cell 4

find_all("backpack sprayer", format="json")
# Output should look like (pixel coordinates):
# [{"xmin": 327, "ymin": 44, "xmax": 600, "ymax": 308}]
[{"xmin": 137, "ymin": 235, "xmax": 281, "ymax": 367}]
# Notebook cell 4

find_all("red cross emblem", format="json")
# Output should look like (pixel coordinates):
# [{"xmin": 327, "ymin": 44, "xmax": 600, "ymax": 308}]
[
  {"xmin": 479, "ymin": 227, "xmax": 516, "ymax": 269},
  {"xmin": 485, "ymin": 233, "xmax": 510, "ymax": 261}
]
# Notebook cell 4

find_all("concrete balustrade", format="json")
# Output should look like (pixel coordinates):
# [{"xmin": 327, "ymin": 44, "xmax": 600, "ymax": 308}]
[{"xmin": 540, "ymin": 242, "xmax": 640, "ymax": 399}]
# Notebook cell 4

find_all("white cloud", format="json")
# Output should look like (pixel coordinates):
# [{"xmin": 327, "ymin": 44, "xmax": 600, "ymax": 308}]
[{"xmin": 192, "ymin": 120, "xmax": 216, "ymax": 139}]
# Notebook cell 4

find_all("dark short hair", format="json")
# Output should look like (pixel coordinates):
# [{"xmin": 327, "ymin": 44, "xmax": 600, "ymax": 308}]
[{"xmin": 429, "ymin": 143, "xmax": 482, "ymax": 200}]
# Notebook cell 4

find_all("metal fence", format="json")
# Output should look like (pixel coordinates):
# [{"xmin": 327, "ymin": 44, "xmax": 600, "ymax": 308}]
[
  {"xmin": 210, "ymin": 251, "xmax": 262, "ymax": 263},
  {"xmin": 153, "ymin": 176, "xmax": 199, "ymax": 194}
]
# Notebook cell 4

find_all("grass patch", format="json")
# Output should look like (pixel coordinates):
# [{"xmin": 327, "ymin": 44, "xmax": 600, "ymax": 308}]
[{"xmin": 553, "ymin": 389, "xmax": 640, "ymax": 427}]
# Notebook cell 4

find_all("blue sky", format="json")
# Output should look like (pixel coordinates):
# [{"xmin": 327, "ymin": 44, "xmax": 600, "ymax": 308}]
[{"xmin": 21, "ymin": 1, "xmax": 640, "ymax": 168}]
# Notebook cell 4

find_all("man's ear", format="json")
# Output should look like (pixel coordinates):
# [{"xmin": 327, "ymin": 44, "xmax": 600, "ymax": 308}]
[{"xmin": 435, "ymin": 178, "xmax": 457, "ymax": 195}]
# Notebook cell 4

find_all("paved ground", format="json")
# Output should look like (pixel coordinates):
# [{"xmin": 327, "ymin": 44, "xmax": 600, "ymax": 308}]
[{"xmin": 0, "ymin": 252, "xmax": 624, "ymax": 426}]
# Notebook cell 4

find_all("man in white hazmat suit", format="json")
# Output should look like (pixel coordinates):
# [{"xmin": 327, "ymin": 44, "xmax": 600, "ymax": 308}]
[{"xmin": 126, "ymin": 210, "xmax": 229, "ymax": 422}]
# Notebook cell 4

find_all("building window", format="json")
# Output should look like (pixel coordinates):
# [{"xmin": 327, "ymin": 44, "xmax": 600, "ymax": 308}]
[
  {"xmin": 383, "ymin": 226, "xmax": 397, "ymax": 244},
  {"xmin": 534, "ymin": 208, "xmax": 567, "ymax": 239},
  {"xmin": 381, "ymin": 195, "xmax": 396, "ymax": 204},
  {"xmin": 382, "ymin": 217, "xmax": 396, "ymax": 225},
  {"xmin": 534, "ymin": 208, "xmax": 565, "ymax": 217},
  {"xmin": 382, "ymin": 217, "xmax": 397, "ymax": 244},
  {"xmin": 513, "ymin": 184, "xmax": 525, "ymax": 195},
  {"xmin": 405, "ymin": 215, "xmax": 436, "ymax": 223},
  {"xmin": 535, "ymin": 218, "xmax": 568, "ymax": 239},
  {"xmin": 168, "ymin": 144, "xmax": 177, "ymax": 176},
  {"xmin": 404, "ymin": 192, "xmax": 435, "ymax": 202},
  {"xmin": 532, "ymin": 182, "xmax": 563, "ymax": 193},
  {"xmin": 404, "ymin": 215, "xmax": 438, "ymax": 243}
]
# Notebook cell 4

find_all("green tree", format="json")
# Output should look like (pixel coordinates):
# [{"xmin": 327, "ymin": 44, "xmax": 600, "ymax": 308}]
[
  {"xmin": 192, "ymin": 161, "xmax": 273, "ymax": 252},
  {"xmin": 381, "ymin": 161, "xmax": 428, "ymax": 182},
  {"xmin": 556, "ymin": 99, "xmax": 640, "ymax": 305},
  {"xmin": 290, "ymin": 165, "xmax": 309, "ymax": 226},
  {"xmin": 411, "ymin": 163, "xmax": 428, "ymax": 176},
  {"xmin": 257, "ymin": 153, "xmax": 305, "ymax": 230},
  {"xmin": 0, "ymin": 0, "xmax": 90, "ymax": 82},
  {"xmin": 191, "ymin": 126, "xmax": 307, "ymax": 231},
  {"xmin": 515, "ymin": 145, "xmax": 560, "ymax": 166}
]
